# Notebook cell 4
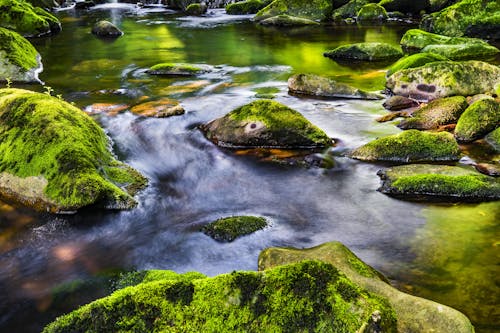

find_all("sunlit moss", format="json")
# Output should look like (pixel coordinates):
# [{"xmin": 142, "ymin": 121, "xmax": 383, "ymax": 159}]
[
  {"xmin": 386, "ymin": 53, "xmax": 448, "ymax": 77},
  {"xmin": 0, "ymin": 0, "xmax": 60, "ymax": 37},
  {"xmin": 226, "ymin": 0, "xmax": 266, "ymax": 14},
  {"xmin": 201, "ymin": 216, "xmax": 268, "ymax": 242},
  {"xmin": 0, "ymin": 27, "xmax": 39, "ymax": 72},
  {"xmin": 399, "ymin": 28, "xmax": 489, "ymax": 51},
  {"xmin": 455, "ymin": 98, "xmax": 500, "ymax": 143}
]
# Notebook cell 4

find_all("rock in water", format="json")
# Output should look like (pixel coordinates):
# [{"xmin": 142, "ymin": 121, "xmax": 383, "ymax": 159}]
[
  {"xmin": 91, "ymin": 20, "xmax": 123, "ymax": 38},
  {"xmin": 201, "ymin": 216, "xmax": 268, "ymax": 242},
  {"xmin": 226, "ymin": 0, "xmax": 266, "ymax": 15},
  {"xmin": 0, "ymin": 88, "xmax": 147, "ymax": 213},
  {"xmin": 421, "ymin": 44, "xmax": 499, "ymax": 60},
  {"xmin": 399, "ymin": 28, "xmax": 491, "ymax": 51},
  {"xmin": 383, "ymin": 96, "xmax": 419, "ymax": 111},
  {"xmin": 259, "ymin": 15, "xmax": 320, "ymax": 26},
  {"xmin": 0, "ymin": 27, "xmax": 43, "ymax": 83},
  {"xmin": 0, "ymin": 0, "xmax": 61, "ymax": 37},
  {"xmin": 485, "ymin": 127, "xmax": 500, "ymax": 152},
  {"xmin": 356, "ymin": 3, "xmax": 388, "ymax": 22},
  {"xmin": 454, "ymin": 98, "xmax": 500, "ymax": 143},
  {"xmin": 254, "ymin": 0, "xmax": 333, "ymax": 21},
  {"xmin": 201, "ymin": 100, "xmax": 332, "ymax": 148},
  {"xmin": 324, "ymin": 42, "xmax": 403, "ymax": 61},
  {"xmin": 386, "ymin": 53, "xmax": 449, "ymax": 77},
  {"xmin": 146, "ymin": 63, "xmax": 211, "ymax": 76}
]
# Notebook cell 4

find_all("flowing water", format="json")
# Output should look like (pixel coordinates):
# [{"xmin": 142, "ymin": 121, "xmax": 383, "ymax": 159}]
[{"xmin": 0, "ymin": 6, "xmax": 499, "ymax": 332}]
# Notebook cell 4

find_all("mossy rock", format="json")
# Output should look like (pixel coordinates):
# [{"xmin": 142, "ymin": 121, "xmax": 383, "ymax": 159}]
[
  {"xmin": 91, "ymin": 20, "xmax": 123, "ymax": 38},
  {"xmin": 420, "ymin": 0, "xmax": 500, "ymax": 39},
  {"xmin": 226, "ymin": 0, "xmax": 265, "ymax": 15},
  {"xmin": 485, "ymin": 127, "xmax": 500, "ymax": 152},
  {"xmin": 377, "ymin": 164, "xmax": 500, "ymax": 201},
  {"xmin": 398, "ymin": 96, "xmax": 468, "ymax": 130},
  {"xmin": 382, "ymin": 95, "xmax": 419, "ymax": 111},
  {"xmin": 185, "ymin": 3, "xmax": 207, "ymax": 15},
  {"xmin": 378, "ymin": 0, "xmax": 429, "ymax": 14},
  {"xmin": 0, "ymin": 0, "xmax": 60, "ymax": 37},
  {"xmin": 146, "ymin": 63, "xmax": 211, "ymax": 76},
  {"xmin": 0, "ymin": 27, "xmax": 42, "ymax": 83},
  {"xmin": 386, "ymin": 60, "xmax": 500, "ymax": 101},
  {"xmin": 454, "ymin": 98, "xmax": 500, "ymax": 143},
  {"xmin": 201, "ymin": 100, "xmax": 332, "ymax": 149},
  {"xmin": 114, "ymin": 270, "xmax": 206, "ymax": 291},
  {"xmin": 386, "ymin": 53, "xmax": 449, "ymax": 77},
  {"xmin": 331, "ymin": 0, "xmax": 373, "ymax": 20},
  {"xmin": 44, "ymin": 260, "xmax": 397, "ymax": 333},
  {"xmin": 288, "ymin": 73, "xmax": 383, "ymax": 100},
  {"xmin": 350, "ymin": 130, "xmax": 461, "ymax": 162},
  {"xmin": 421, "ymin": 43, "xmax": 499, "ymax": 60},
  {"xmin": 400, "ymin": 28, "xmax": 491, "ymax": 52},
  {"xmin": 356, "ymin": 3, "xmax": 388, "ymax": 22},
  {"xmin": 259, "ymin": 14, "xmax": 320, "ymax": 26},
  {"xmin": 201, "ymin": 216, "xmax": 268, "ymax": 242},
  {"xmin": 0, "ymin": 88, "xmax": 147, "ymax": 213},
  {"xmin": 254, "ymin": 0, "xmax": 333, "ymax": 22},
  {"xmin": 324, "ymin": 42, "xmax": 403, "ymax": 61},
  {"xmin": 259, "ymin": 241, "xmax": 475, "ymax": 333}
]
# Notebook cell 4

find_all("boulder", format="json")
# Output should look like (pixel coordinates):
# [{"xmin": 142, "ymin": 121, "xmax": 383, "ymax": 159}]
[
  {"xmin": 129, "ymin": 98, "xmax": 185, "ymax": 118},
  {"xmin": 324, "ymin": 42, "xmax": 403, "ymax": 61},
  {"xmin": 259, "ymin": 14, "xmax": 320, "ymax": 26},
  {"xmin": 0, "ymin": 0, "xmax": 61, "ymax": 37},
  {"xmin": 386, "ymin": 60, "xmax": 500, "ymax": 101},
  {"xmin": 421, "ymin": 43, "xmax": 499, "ymax": 60},
  {"xmin": 377, "ymin": 164, "xmax": 500, "ymax": 201},
  {"xmin": 0, "ymin": 27, "xmax": 43, "ymax": 83},
  {"xmin": 378, "ymin": 0, "xmax": 429, "ymax": 14},
  {"xmin": 0, "ymin": 88, "xmax": 147, "ymax": 213},
  {"xmin": 485, "ymin": 127, "xmax": 500, "ymax": 152},
  {"xmin": 226, "ymin": 0, "xmax": 265, "ymax": 14},
  {"xmin": 356, "ymin": 3, "xmax": 387, "ymax": 22},
  {"xmin": 399, "ymin": 28, "xmax": 491, "ymax": 52},
  {"xmin": 454, "ymin": 98, "xmax": 500, "ymax": 143},
  {"xmin": 185, "ymin": 2, "xmax": 208, "ymax": 15},
  {"xmin": 386, "ymin": 52, "xmax": 448, "ymax": 77},
  {"xmin": 258, "ymin": 242, "xmax": 475, "ymax": 333},
  {"xmin": 383, "ymin": 96, "xmax": 419, "ymax": 111},
  {"xmin": 331, "ymin": 0, "xmax": 373, "ymax": 20},
  {"xmin": 201, "ymin": 216, "xmax": 268, "ymax": 242},
  {"xmin": 350, "ymin": 130, "xmax": 461, "ymax": 162},
  {"xmin": 288, "ymin": 73, "xmax": 383, "ymax": 100},
  {"xmin": 398, "ymin": 96, "xmax": 468, "ymax": 130},
  {"xmin": 201, "ymin": 100, "xmax": 332, "ymax": 148},
  {"xmin": 91, "ymin": 20, "xmax": 123, "ymax": 38},
  {"xmin": 43, "ymin": 260, "xmax": 398, "ymax": 333},
  {"xmin": 254, "ymin": 0, "xmax": 333, "ymax": 22},
  {"xmin": 146, "ymin": 63, "xmax": 211, "ymax": 76}
]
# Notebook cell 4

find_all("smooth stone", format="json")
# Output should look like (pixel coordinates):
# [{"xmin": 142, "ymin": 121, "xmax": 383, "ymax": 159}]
[
  {"xmin": 324, "ymin": 42, "xmax": 403, "ymax": 61},
  {"xmin": 91, "ymin": 20, "xmax": 123, "ymax": 38},
  {"xmin": 454, "ymin": 98, "xmax": 500, "ymax": 143}
]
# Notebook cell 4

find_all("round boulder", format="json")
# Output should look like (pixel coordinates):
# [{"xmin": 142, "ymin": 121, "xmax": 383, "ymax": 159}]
[{"xmin": 91, "ymin": 20, "xmax": 123, "ymax": 38}]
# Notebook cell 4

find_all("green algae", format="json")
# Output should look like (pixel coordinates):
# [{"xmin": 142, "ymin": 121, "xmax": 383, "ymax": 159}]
[
  {"xmin": 226, "ymin": 0, "xmax": 265, "ymax": 14},
  {"xmin": 255, "ymin": 0, "xmax": 333, "ymax": 21},
  {"xmin": 324, "ymin": 42, "xmax": 403, "ymax": 61},
  {"xmin": 356, "ymin": 3, "xmax": 387, "ymax": 22},
  {"xmin": 455, "ymin": 98, "xmax": 500, "ymax": 143},
  {"xmin": 0, "ymin": 27, "xmax": 38, "ymax": 72},
  {"xmin": 386, "ymin": 52, "xmax": 448, "ymax": 77},
  {"xmin": 0, "ymin": 0, "xmax": 60, "ymax": 37},
  {"xmin": 201, "ymin": 216, "xmax": 268, "ymax": 242}
]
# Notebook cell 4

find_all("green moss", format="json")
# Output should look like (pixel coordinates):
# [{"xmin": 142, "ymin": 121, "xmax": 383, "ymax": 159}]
[
  {"xmin": 0, "ymin": 0, "xmax": 60, "ymax": 36},
  {"xmin": 455, "ymin": 98, "xmax": 500, "ymax": 143},
  {"xmin": 202, "ymin": 216, "xmax": 268, "ymax": 242},
  {"xmin": 386, "ymin": 53, "xmax": 448, "ymax": 77},
  {"xmin": 114, "ymin": 270, "xmax": 206, "ymax": 291},
  {"xmin": 350, "ymin": 129, "xmax": 461, "ymax": 162},
  {"xmin": 253, "ymin": 86, "xmax": 280, "ymax": 99},
  {"xmin": 43, "ymin": 260, "xmax": 397, "ymax": 333},
  {"xmin": 324, "ymin": 42, "xmax": 403, "ymax": 61},
  {"xmin": 0, "ymin": 27, "xmax": 38, "ymax": 71},
  {"xmin": 485, "ymin": 127, "xmax": 500, "ymax": 151},
  {"xmin": 255, "ymin": 0, "xmax": 333, "ymax": 21},
  {"xmin": 185, "ymin": 3, "xmax": 207, "ymax": 15},
  {"xmin": 259, "ymin": 14, "xmax": 321, "ymax": 26},
  {"xmin": 226, "ymin": 0, "xmax": 264, "ymax": 15},
  {"xmin": 331, "ymin": 0, "xmax": 372, "ymax": 20},
  {"xmin": 400, "ymin": 29, "xmax": 490, "ymax": 51},
  {"xmin": 421, "ymin": 43, "xmax": 499, "ymax": 60},
  {"xmin": 147, "ymin": 62, "xmax": 208, "ymax": 76},
  {"xmin": 356, "ymin": 3, "xmax": 387, "ymax": 21},
  {"xmin": 0, "ymin": 88, "xmax": 147, "ymax": 212}
]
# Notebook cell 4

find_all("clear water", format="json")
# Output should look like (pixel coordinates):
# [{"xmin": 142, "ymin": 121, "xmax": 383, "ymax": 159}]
[{"xmin": 0, "ymin": 6, "xmax": 499, "ymax": 332}]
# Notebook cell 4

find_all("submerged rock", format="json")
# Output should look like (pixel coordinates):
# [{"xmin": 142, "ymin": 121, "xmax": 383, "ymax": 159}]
[
  {"xmin": 201, "ymin": 216, "xmax": 268, "ymax": 242},
  {"xmin": 324, "ymin": 42, "xmax": 403, "ymax": 61},
  {"xmin": 146, "ymin": 63, "xmax": 211, "ymax": 76},
  {"xmin": 226, "ymin": 0, "xmax": 266, "ymax": 14},
  {"xmin": 398, "ymin": 96, "xmax": 468, "ymax": 130},
  {"xmin": 386, "ymin": 60, "xmax": 500, "ymax": 101},
  {"xmin": 356, "ymin": 3, "xmax": 388, "ymax": 22},
  {"xmin": 377, "ymin": 164, "xmax": 500, "ymax": 201},
  {"xmin": 0, "ymin": 88, "xmax": 147, "ymax": 213},
  {"xmin": 421, "ymin": 43, "xmax": 499, "ymax": 60},
  {"xmin": 386, "ymin": 53, "xmax": 448, "ymax": 77},
  {"xmin": 350, "ymin": 130, "xmax": 461, "ymax": 163},
  {"xmin": 288, "ymin": 73, "xmax": 383, "ymax": 100},
  {"xmin": 259, "ymin": 14, "xmax": 320, "ymax": 26},
  {"xmin": 383, "ymin": 96, "xmax": 419, "ymax": 111},
  {"xmin": 259, "ymin": 241, "xmax": 475, "ymax": 333},
  {"xmin": 0, "ymin": 0, "xmax": 61, "ymax": 37},
  {"xmin": 91, "ymin": 20, "xmax": 123, "ymax": 38},
  {"xmin": 201, "ymin": 100, "xmax": 332, "ymax": 148},
  {"xmin": 399, "ymin": 28, "xmax": 490, "ymax": 52},
  {"xmin": 454, "ymin": 98, "xmax": 500, "ymax": 143},
  {"xmin": 129, "ymin": 98, "xmax": 185, "ymax": 118},
  {"xmin": 254, "ymin": 0, "xmax": 333, "ymax": 22},
  {"xmin": 0, "ymin": 27, "xmax": 43, "ymax": 83}
]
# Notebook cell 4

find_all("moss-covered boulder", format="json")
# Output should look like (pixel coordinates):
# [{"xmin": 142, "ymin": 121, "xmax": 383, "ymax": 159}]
[
  {"xmin": 398, "ymin": 96, "xmax": 468, "ymax": 130},
  {"xmin": 288, "ymin": 73, "xmax": 383, "ymax": 100},
  {"xmin": 0, "ymin": 0, "xmax": 61, "ymax": 37},
  {"xmin": 378, "ymin": 0, "xmax": 429, "ymax": 14},
  {"xmin": 259, "ymin": 14, "xmax": 320, "ymax": 26},
  {"xmin": 201, "ymin": 216, "xmax": 268, "ymax": 242},
  {"xmin": 0, "ymin": 27, "xmax": 42, "ymax": 83},
  {"xmin": 350, "ymin": 130, "xmax": 461, "ymax": 162},
  {"xmin": 386, "ymin": 60, "xmax": 500, "ymax": 101},
  {"xmin": 201, "ymin": 100, "xmax": 331, "ymax": 148},
  {"xmin": 356, "ymin": 3, "xmax": 388, "ymax": 22},
  {"xmin": 91, "ymin": 20, "xmax": 123, "ymax": 38},
  {"xmin": 386, "ymin": 53, "xmax": 448, "ymax": 77},
  {"xmin": 454, "ymin": 98, "xmax": 500, "ymax": 143},
  {"xmin": 421, "ymin": 43, "xmax": 499, "ymax": 60},
  {"xmin": 44, "ymin": 260, "xmax": 398, "ymax": 333},
  {"xmin": 400, "ymin": 28, "xmax": 492, "ymax": 52},
  {"xmin": 254, "ymin": 0, "xmax": 333, "ymax": 22},
  {"xmin": 324, "ymin": 42, "xmax": 403, "ymax": 61},
  {"xmin": 259, "ymin": 242, "xmax": 475, "ymax": 333},
  {"xmin": 226, "ymin": 0, "xmax": 265, "ymax": 15},
  {"xmin": 377, "ymin": 164, "xmax": 500, "ymax": 201},
  {"xmin": 146, "ymin": 63, "xmax": 211, "ymax": 76},
  {"xmin": 185, "ymin": 2, "xmax": 207, "ymax": 15},
  {"xmin": 420, "ymin": 0, "xmax": 500, "ymax": 39},
  {"xmin": 331, "ymin": 0, "xmax": 373, "ymax": 21},
  {"xmin": 0, "ymin": 88, "xmax": 147, "ymax": 213},
  {"xmin": 485, "ymin": 127, "xmax": 500, "ymax": 152}
]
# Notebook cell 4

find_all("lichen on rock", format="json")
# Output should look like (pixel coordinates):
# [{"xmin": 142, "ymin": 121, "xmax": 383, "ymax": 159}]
[{"xmin": 324, "ymin": 42, "xmax": 403, "ymax": 61}]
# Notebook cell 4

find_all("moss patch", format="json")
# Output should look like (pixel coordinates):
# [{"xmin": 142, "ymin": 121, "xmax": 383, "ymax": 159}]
[
  {"xmin": 331, "ymin": 0, "xmax": 372, "ymax": 20},
  {"xmin": 147, "ymin": 63, "xmax": 210, "ymax": 76},
  {"xmin": 201, "ymin": 216, "xmax": 268, "ymax": 242},
  {"xmin": 399, "ymin": 28, "xmax": 490, "ymax": 51},
  {"xmin": 455, "ymin": 98, "xmax": 500, "ymax": 143},
  {"xmin": 0, "ymin": 26, "xmax": 39, "ymax": 73},
  {"xmin": 356, "ymin": 3, "xmax": 387, "ymax": 22},
  {"xmin": 386, "ymin": 53, "xmax": 448, "ymax": 77},
  {"xmin": 255, "ymin": 0, "xmax": 333, "ymax": 21},
  {"xmin": 226, "ymin": 0, "xmax": 265, "ymax": 14},
  {"xmin": 0, "ymin": 0, "xmax": 60, "ymax": 37},
  {"xmin": 421, "ymin": 43, "xmax": 499, "ymax": 60},
  {"xmin": 259, "ymin": 14, "xmax": 320, "ymax": 26},
  {"xmin": 324, "ymin": 42, "xmax": 403, "ymax": 61}
]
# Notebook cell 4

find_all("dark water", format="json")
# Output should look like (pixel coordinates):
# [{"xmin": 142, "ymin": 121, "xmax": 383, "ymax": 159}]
[{"xmin": 0, "ymin": 5, "xmax": 499, "ymax": 332}]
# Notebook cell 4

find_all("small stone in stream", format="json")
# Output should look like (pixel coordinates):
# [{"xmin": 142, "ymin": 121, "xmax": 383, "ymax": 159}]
[
  {"xmin": 474, "ymin": 163, "xmax": 500, "ymax": 177},
  {"xmin": 129, "ymin": 98, "xmax": 185, "ymax": 118},
  {"xmin": 383, "ymin": 96, "xmax": 420, "ymax": 111},
  {"xmin": 201, "ymin": 216, "xmax": 268, "ymax": 242}
]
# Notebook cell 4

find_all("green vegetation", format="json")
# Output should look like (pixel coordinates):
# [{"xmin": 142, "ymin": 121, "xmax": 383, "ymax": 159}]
[
  {"xmin": 350, "ymin": 130, "xmax": 461, "ymax": 162},
  {"xmin": 253, "ymin": 87, "xmax": 280, "ymax": 99},
  {"xmin": 356, "ymin": 3, "xmax": 387, "ymax": 22},
  {"xmin": 147, "ymin": 63, "xmax": 209, "ymax": 76},
  {"xmin": 259, "ymin": 14, "xmax": 320, "ymax": 26},
  {"xmin": 114, "ymin": 270, "xmax": 206, "ymax": 291},
  {"xmin": 400, "ymin": 29, "xmax": 491, "ymax": 51},
  {"xmin": 185, "ymin": 3, "xmax": 207, "ymax": 15},
  {"xmin": 331, "ymin": 0, "xmax": 371, "ymax": 21},
  {"xmin": 324, "ymin": 42, "xmax": 403, "ymax": 61},
  {"xmin": 0, "ymin": 27, "xmax": 38, "ymax": 73},
  {"xmin": 226, "ymin": 0, "xmax": 266, "ymax": 15},
  {"xmin": 386, "ymin": 53, "xmax": 448, "ymax": 77},
  {"xmin": 455, "ymin": 98, "xmax": 500, "ymax": 143},
  {"xmin": 202, "ymin": 216, "xmax": 268, "ymax": 242},
  {"xmin": 255, "ymin": 0, "xmax": 333, "ymax": 22},
  {"xmin": 421, "ymin": 43, "xmax": 499, "ymax": 60},
  {"xmin": 0, "ymin": 0, "xmax": 60, "ymax": 37}
]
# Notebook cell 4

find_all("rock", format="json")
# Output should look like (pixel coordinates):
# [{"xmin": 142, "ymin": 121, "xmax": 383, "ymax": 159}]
[
  {"xmin": 43, "ymin": 260, "xmax": 398, "ymax": 333},
  {"xmin": 146, "ymin": 63, "xmax": 211, "ymax": 76},
  {"xmin": 91, "ymin": 20, "xmax": 123, "ymax": 38},
  {"xmin": 129, "ymin": 98, "xmax": 185, "ymax": 118},
  {"xmin": 474, "ymin": 163, "xmax": 500, "ymax": 177},
  {"xmin": 226, "ymin": 0, "xmax": 265, "ymax": 14},
  {"xmin": 485, "ymin": 127, "xmax": 500, "ymax": 152},
  {"xmin": 376, "ymin": 111, "xmax": 410, "ymax": 122},
  {"xmin": 0, "ymin": 88, "xmax": 147, "ymax": 213},
  {"xmin": 454, "ymin": 98, "xmax": 500, "ymax": 143},
  {"xmin": 201, "ymin": 100, "xmax": 332, "ymax": 148},
  {"xmin": 288, "ymin": 73, "xmax": 383, "ymax": 100},
  {"xmin": 377, "ymin": 164, "xmax": 500, "ymax": 201},
  {"xmin": 0, "ymin": 0, "xmax": 61, "ymax": 37},
  {"xmin": 201, "ymin": 216, "xmax": 268, "ymax": 242},
  {"xmin": 386, "ymin": 60, "xmax": 500, "ymax": 102},
  {"xmin": 185, "ymin": 2, "xmax": 208, "ymax": 15},
  {"xmin": 383, "ymin": 96, "xmax": 419, "ymax": 111},
  {"xmin": 378, "ymin": 0, "xmax": 429, "ymax": 14},
  {"xmin": 324, "ymin": 42, "xmax": 403, "ymax": 61},
  {"xmin": 400, "ymin": 29, "xmax": 492, "ymax": 52},
  {"xmin": 0, "ymin": 27, "xmax": 43, "ymax": 83},
  {"xmin": 421, "ymin": 43, "xmax": 499, "ymax": 61},
  {"xmin": 331, "ymin": 0, "xmax": 372, "ymax": 21},
  {"xmin": 259, "ymin": 14, "xmax": 320, "ymax": 26},
  {"xmin": 420, "ymin": 0, "xmax": 500, "ymax": 39},
  {"xmin": 398, "ymin": 96, "xmax": 468, "ymax": 130},
  {"xmin": 258, "ymin": 241, "xmax": 475, "ymax": 333},
  {"xmin": 386, "ymin": 53, "xmax": 448, "ymax": 77},
  {"xmin": 350, "ymin": 130, "xmax": 461, "ymax": 163},
  {"xmin": 254, "ymin": 0, "xmax": 333, "ymax": 22},
  {"xmin": 356, "ymin": 3, "xmax": 387, "ymax": 22}
]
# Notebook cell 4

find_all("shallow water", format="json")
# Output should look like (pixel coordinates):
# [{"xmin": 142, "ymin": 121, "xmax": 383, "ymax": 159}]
[{"xmin": 1, "ymin": 6, "xmax": 499, "ymax": 333}]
